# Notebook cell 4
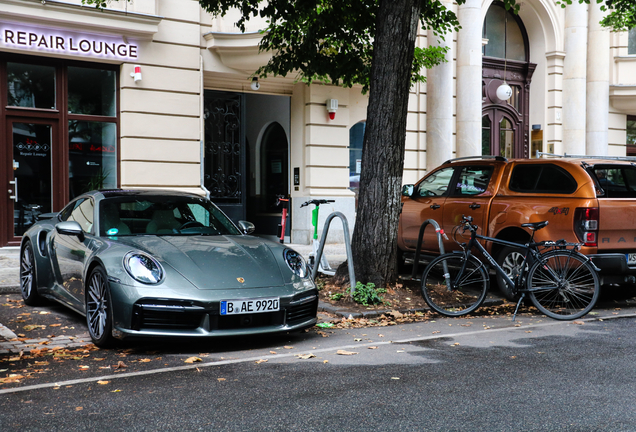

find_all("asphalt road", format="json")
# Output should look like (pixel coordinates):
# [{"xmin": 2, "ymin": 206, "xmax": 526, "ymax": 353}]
[{"xmin": 2, "ymin": 308, "xmax": 636, "ymax": 431}]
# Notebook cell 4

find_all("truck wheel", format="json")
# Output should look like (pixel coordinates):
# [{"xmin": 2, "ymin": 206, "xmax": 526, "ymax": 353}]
[{"xmin": 496, "ymin": 245, "xmax": 527, "ymax": 301}]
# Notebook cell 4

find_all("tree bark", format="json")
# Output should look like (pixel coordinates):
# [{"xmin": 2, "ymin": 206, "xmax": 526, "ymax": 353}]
[{"xmin": 336, "ymin": 0, "xmax": 421, "ymax": 287}]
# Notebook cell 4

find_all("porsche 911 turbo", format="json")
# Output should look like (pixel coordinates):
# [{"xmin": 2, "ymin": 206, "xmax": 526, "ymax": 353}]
[{"xmin": 19, "ymin": 189, "xmax": 318, "ymax": 347}]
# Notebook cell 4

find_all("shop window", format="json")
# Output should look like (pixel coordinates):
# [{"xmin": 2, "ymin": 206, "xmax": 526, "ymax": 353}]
[
  {"xmin": 349, "ymin": 121, "xmax": 365, "ymax": 195},
  {"xmin": 629, "ymin": 28, "xmax": 636, "ymax": 55},
  {"xmin": 7, "ymin": 62, "xmax": 56, "ymax": 109},
  {"xmin": 68, "ymin": 67, "xmax": 116, "ymax": 116},
  {"xmin": 68, "ymin": 121, "xmax": 117, "ymax": 198}
]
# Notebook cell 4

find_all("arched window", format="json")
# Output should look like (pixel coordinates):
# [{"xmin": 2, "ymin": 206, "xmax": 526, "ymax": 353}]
[
  {"xmin": 483, "ymin": 3, "xmax": 526, "ymax": 61},
  {"xmin": 482, "ymin": 115, "xmax": 491, "ymax": 156}
]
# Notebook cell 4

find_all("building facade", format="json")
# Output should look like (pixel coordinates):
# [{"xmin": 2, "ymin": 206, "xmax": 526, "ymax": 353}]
[{"xmin": 1, "ymin": 0, "xmax": 635, "ymax": 248}]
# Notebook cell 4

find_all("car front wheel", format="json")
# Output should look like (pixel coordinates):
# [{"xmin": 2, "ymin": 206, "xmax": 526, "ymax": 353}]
[
  {"xmin": 20, "ymin": 241, "xmax": 43, "ymax": 306},
  {"xmin": 86, "ymin": 267, "xmax": 115, "ymax": 348}
]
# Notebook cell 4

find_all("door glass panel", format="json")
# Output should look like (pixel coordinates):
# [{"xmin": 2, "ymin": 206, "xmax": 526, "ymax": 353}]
[
  {"xmin": 68, "ymin": 67, "xmax": 116, "ymax": 116},
  {"xmin": 417, "ymin": 167, "xmax": 454, "ymax": 197},
  {"xmin": 499, "ymin": 117, "xmax": 515, "ymax": 158},
  {"xmin": 12, "ymin": 123, "xmax": 52, "ymax": 236},
  {"xmin": 454, "ymin": 166, "xmax": 494, "ymax": 196},
  {"xmin": 482, "ymin": 116, "xmax": 491, "ymax": 155},
  {"xmin": 69, "ymin": 121, "xmax": 117, "ymax": 198},
  {"xmin": 7, "ymin": 63, "xmax": 56, "ymax": 109}
]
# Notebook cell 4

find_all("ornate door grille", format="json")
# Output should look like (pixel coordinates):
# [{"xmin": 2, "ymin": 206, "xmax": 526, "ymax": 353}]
[{"xmin": 204, "ymin": 91, "xmax": 244, "ymax": 204}]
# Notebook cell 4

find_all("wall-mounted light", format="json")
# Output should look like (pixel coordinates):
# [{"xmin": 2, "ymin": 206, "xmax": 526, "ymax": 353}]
[
  {"xmin": 250, "ymin": 77, "xmax": 260, "ymax": 91},
  {"xmin": 326, "ymin": 98, "xmax": 338, "ymax": 120},
  {"xmin": 130, "ymin": 65, "xmax": 142, "ymax": 82},
  {"xmin": 496, "ymin": 82, "xmax": 512, "ymax": 101}
]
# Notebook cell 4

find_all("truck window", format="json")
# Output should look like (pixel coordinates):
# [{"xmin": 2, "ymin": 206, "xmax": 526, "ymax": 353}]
[
  {"xmin": 593, "ymin": 166, "xmax": 636, "ymax": 198},
  {"xmin": 452, "ymin": 166, "xmax": 494, "ymax": 196},
  {"xmin": 509, "ymin": 164, "xmax": 577, "ymax": 194},
  {"xmin": 416, "ymin": 167, "xmax": 454, "ymax": 197}
]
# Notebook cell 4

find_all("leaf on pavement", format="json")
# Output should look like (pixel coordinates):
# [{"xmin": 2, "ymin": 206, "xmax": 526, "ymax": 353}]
[
  {"xmin": 138, "ymin": 358, "xmax": 151, "ymax": 363},
  {"xmin": 114, "ymin": 361, "xmax": 127, "ymax": 369},
  {"xmin": 283, "ymin": 346, "xmax": 293, "ymax": 349},
  {"xmin": 296, "ymin": 353, "xmax": 316, "ymax": 360},
  {"xmin": 573, "ymin": 321, "xmax": 585, "ymax": 325},
  {"xmin": 217, "ymin": 378, "xmax": 226, "ymax": 382},
  {"xmin": 184, "ymin": 357, "xmax": 202, "ymax": 363},
  {"xmin": 336, "ymin": 350, "xmax": 358, "ymax": 356},
  {"xmin": 255, "ymin": 359, "xmax": 268, "ymax": 364},
  {"xmin": 368, "ymin": 346, "xmax": 378, "ymax": 350},
  {"xmin": 97, "ymin": 380, "xmax": 109, "ymax": 385},
  {"xmin": 269, "ymin": 351, "xmax": 277, "ymax": 354},
  {"xmin": 75, "ymin": 407, "xmax": 83, "ymax": 411}
]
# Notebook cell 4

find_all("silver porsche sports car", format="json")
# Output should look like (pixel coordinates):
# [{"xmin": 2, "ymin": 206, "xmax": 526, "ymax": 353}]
[{"xmin": 19, "ymin": 189, "xmax": 318, "ymax": 347}]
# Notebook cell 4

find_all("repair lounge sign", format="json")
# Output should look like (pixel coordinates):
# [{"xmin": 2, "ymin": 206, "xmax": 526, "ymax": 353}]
[{"xmin": 0, "ymin": 23, "xmax": 138, "ymax": 60}]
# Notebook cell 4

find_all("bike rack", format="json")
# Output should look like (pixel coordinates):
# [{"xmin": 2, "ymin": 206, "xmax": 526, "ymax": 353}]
[
  {"xmin": 410, "ymin": 219, "xmax": 448, "ymax": 280},
  {"xmin": 311, "ymin": 212, "xmax": 357, "ymax": 291}
]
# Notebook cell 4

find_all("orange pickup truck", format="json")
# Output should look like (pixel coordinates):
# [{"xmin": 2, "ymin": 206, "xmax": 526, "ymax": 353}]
[{"xmin": 398, "ymin": 155, "xmax": 636, "ymax": 298}]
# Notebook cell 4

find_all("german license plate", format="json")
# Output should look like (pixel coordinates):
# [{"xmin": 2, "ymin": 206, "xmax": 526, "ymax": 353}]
[
  {"xmin": 627, "ymin": 253, "xmax": 636, "ymax": 265},
  {"xmin": 220, "ymin": 298, "xmax": 280, "ymax": 315}
]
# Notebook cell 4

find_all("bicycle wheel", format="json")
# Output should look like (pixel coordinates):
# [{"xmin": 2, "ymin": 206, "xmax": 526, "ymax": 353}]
[
  {"xmin": 527, "ymin": 250, "xmax": 600, "ymax": 320},
  {"xmin": 421, "ymin": 253, "xmax": 489, "ymax": 317}
]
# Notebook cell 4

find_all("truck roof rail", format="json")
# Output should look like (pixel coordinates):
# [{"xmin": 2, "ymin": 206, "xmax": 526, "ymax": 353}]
[
  {"xmin": 537, "ymin": 152, "xmax": 636, "ymax": 162},
  {"xmin": 443, "ymin": 155, "xmax": 508, "ymax": 164}
]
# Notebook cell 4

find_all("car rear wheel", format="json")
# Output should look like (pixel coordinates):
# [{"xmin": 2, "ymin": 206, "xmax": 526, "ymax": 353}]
[
  {"xmin": 496, "ymin": 245, "xmax": 527, "ymax": 301},
  {"xmin": 20, "ymin": 241, "xmax": 43, "ymax": 306},
  {"xmin": 86, "ymin": 267, "xmax": 115, "ymax": 348}
]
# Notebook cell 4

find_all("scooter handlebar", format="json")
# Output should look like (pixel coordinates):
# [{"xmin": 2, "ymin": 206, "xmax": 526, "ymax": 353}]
[{"xmin": 301, "ymin": 199, "xmax": 335, "ymax": 207}]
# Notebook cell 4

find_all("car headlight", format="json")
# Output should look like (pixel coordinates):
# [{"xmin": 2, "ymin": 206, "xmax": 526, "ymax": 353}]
[
  {"xmin": 284, "ymin": 249, "xmax": 308, "ymax": 278},
  {"xmin": 123, "ymin": 252, "xmax": 164, "ymax": 284}
]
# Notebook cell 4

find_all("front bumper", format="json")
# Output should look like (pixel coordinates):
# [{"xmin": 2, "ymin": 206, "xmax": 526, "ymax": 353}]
[{"xmin": 109, "ymin": 283, "xmax": 318, "ymax": 339}]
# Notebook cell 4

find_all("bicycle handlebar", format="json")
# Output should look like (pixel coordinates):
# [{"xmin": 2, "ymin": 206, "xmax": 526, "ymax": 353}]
[{"xmin": 301, "ymin": 199, "xmax": 335, "ymax": 208}]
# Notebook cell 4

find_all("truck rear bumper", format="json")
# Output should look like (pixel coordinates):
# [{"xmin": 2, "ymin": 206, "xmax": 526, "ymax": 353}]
[{"xmin": 588, "ymin": 253, "xmax": 636, "ymax": 284}]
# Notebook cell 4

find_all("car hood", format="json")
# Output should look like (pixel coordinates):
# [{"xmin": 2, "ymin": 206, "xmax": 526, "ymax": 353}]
[{"xmin": 116, "ymin": 235, "xmax": 285, "ymax": 289}]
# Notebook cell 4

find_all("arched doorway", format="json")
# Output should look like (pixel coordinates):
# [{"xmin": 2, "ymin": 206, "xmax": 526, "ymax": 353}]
[
  {"xmin": 482, "ymin": 2, "xmax": 536, "ymax": 158},
  {"xmin": 349, "ymin": 121, "xmax": 365, "ymax": 207}
]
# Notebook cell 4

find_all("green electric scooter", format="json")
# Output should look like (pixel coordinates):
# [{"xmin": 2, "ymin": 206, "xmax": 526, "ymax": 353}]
[{"xmin": 301, "ymin": 199, "xmax": 335, "ymax": 276}]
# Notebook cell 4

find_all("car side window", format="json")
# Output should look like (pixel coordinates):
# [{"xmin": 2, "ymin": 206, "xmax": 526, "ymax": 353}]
[
  {"xmin": 509, "ymin": 164, "xmax": 577, "ymax": 194},
  {"xmin": 416, "ymin": 167, "xmax": 454, "ymax": 197},
  {"xmin": 66, "ymin": 198, "xmax": 94, "ymax": 234},
  {"xmin": 452, "ymin": 166, "xmax": 494, "ymax": 196},
  {"xmin": 594, "ymin": 166, "xmax": 636, "ymax": 198}
]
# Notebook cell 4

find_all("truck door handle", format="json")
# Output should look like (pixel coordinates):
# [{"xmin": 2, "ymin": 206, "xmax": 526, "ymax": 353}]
[
  {"xmin": 469, "ymin": 203, "xmax": 480, "ymax": 209},
  {"xmin": 430, "ymin": 204, "xmax": 441, "ymax": 210}
]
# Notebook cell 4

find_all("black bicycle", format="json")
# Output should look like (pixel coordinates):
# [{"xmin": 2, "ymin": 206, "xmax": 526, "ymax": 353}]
[{"xmin": 420, "ymin": 215, "xmax": 601, "ymax": 320}]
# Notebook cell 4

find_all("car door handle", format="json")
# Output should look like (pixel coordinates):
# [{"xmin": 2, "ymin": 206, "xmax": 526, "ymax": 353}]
[
  {"xmin": 469, "ymin": 203, "xmax": 481, "ymax": 209},
  {"xmin": 430, "ymin": 204, "xmax": 441, "ymax": 210}
]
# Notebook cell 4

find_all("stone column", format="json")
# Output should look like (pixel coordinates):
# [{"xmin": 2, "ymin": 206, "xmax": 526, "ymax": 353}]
[
  {"xmin": 586, "ymin": 2, "xmax": 610, "ymax": 156},
  {"xmin": 456, "ymin": 0, "xmax": 482, "ymax": 157},
  {"xmin": 426, "ymin": 0, "xmax": 454, "ymax": 170},
  {"xmin": 562, "ymin": 2, "xmax": 588, "ymax": 155}
]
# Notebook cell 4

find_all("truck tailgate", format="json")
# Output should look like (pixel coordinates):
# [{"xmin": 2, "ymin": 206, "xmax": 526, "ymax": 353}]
[{"xmin": 598, "ymin": 199, "xmax": 636, "ymax": 252}]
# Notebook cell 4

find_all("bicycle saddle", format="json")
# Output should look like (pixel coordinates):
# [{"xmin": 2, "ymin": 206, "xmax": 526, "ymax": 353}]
[{"xmin": 521, "ymin": 221, "xmax": 549, "ymax": 231}]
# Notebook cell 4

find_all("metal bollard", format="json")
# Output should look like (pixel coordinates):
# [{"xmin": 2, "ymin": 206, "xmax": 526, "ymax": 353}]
[{"xmin": 311, "ymin": 211, "xmax": 356, "ymax": 292}]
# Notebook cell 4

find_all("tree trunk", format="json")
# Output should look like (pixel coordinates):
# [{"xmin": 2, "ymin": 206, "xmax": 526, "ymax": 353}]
[{"xmin": 336, "ymin": 0, "xmax": 421, "ymax": 287}]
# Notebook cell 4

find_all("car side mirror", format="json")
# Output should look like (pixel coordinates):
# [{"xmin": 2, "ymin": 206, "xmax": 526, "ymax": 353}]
[
  {"xmin": 56, "ymin": 221, "xmax": 85, "ymax": 241},
  {"xmin": 238, "ymin": 220, "xmax": 255, "ymax": 235},
  {"xmin": 402, "ymin": 184, "xmax": 415, "ymax": 197}
]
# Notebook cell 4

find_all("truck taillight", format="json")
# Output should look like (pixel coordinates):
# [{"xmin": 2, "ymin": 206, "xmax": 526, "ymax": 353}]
[{"xmin": 574, "ymin": 207, "xmax": 599, "ymax": 247}]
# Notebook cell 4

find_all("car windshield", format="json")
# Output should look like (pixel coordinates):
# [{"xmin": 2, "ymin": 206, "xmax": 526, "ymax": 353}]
[{"xmin": 99, "ymin": 196, "xmax": 241, "ymax": 237}]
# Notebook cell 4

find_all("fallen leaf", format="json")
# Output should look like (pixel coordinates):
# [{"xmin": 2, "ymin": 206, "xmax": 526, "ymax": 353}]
[
  {"xmin": 79, "ymin": 365, "xmax": 89, "ymax": 370},
  {"xmin": 49, "ymin": 324, "xmax": 61, "ymax": 327},
  {"xmin": 323, "ymin": 360, "xmax": 328, "ymax": 364},
  {"xmin": 217, "ymin": 378, "xmax": 226, "ymax": 382},
  {"xmin": 75, "ymin": 407, "xmax": 83, "ymax": 411},
  {"xmin": 336, "ymin": 350, "xmax": 358, "ymax": 356},
  {"xmin": 138, "ymin": 358, "xmax": 151, "ymax": 363},
  {"xmin": 573, "ymin": 321, "xmax": 585, "ymax": 325},
  {"xmin": 114, "ymin": 361, "xmax": 127, "ymax": 369},
  {"xmin": 432, "ymin": 331, "xmax": 440, "ymax": 334},
  {"xmin": 255, "ymin": 359, "xmax": 268, "ymax": 364},
  {"xmin": 391, "ymin": 377, "xmax": 400, "ymax": 380},
  {"xmin": 283, "ymin": 346, "xmax": 293, "ymax": 349},
  {"xmin": 111, "ymin": 389, "xmax": 122, "ymax": 393},
  {"xmin": 269, "ymin": 351, "xmax": 277, "ymax": 354},
  {"xmin": 39, "ymin": 311, "xmax": 51, "ymax": 315},
  {"xmin": 368, "ymin": 346, "xmax": 378, "ymax": 350},
  {"xmin": 354, "ymin": 338, "xmax": 362, "ymax": 342},
  {"xmin": 296, "ymin": 353, "xmax": 316, "ymax": 360},
  {"xmin": 97, "ymin": 380, "xmax": 109, "ymax": 385},
  {"xmin": 396, "ymin": 350, "xmax": 405, "ymax": 353},
  {"xmin": 184, "ymin": 357, "xmax": 202, "ymax": 363}
]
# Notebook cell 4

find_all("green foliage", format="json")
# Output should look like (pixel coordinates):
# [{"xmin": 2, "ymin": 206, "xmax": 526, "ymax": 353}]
[
  {"xmin": 329, "ymin": 292, "xmax": 345, "ymax": 301},
  {"xmin": 350, "ymin": 282, "xmax": 387, "ymax": 306}
]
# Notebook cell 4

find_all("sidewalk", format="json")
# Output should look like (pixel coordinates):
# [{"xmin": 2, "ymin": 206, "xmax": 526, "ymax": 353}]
[{"xmin": 0, "ymin": 247, "xmax": 19, "ymax": 295}]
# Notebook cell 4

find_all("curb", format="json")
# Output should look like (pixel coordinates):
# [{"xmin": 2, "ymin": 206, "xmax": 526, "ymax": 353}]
[
  {"xmin": 318, "ymin": 298, "xmax": 507, "ymax": 320},
  {"xmin": 0, "ymin": 286, "xmax": 20, "ymax": 295}
]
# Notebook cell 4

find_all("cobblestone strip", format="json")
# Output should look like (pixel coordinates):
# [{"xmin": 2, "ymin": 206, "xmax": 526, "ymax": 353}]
[{"xmin": 0, "ymin": 332, "xmax": 92, "ymax": 356}]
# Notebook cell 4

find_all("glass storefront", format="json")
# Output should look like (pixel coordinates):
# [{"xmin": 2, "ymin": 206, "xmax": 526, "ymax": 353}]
[{"xmin": 1, "ymin": 57, "xmax": 119, "ymax": 243}]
